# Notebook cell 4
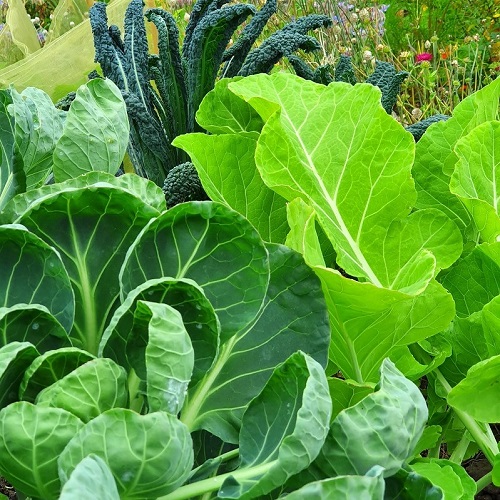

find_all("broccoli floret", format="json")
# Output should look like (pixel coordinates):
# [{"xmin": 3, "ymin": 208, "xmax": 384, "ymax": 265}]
[{"xmin": 162, "ymin": 162, "xmax": 209, "ymax": 208}]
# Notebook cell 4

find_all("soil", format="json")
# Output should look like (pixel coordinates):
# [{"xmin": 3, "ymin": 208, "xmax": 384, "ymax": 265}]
[
  {"xmin": 465, "ymin": 456, "xmax": 500, "ymax": 500},
  {"xmin": 0, "ymin": 477, "xmax": 16, "ymax": 500}
]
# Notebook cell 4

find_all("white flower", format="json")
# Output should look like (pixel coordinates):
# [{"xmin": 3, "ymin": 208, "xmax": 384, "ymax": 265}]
[{"xmin": 362, "ymin": 50, "xmax": 373, "ymax": 61}]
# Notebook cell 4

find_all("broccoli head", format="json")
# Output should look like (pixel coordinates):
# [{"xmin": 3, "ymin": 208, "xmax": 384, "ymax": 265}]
[{"xmin": 162, "ymin": 162, "xmax": 209, "ymax": 208}]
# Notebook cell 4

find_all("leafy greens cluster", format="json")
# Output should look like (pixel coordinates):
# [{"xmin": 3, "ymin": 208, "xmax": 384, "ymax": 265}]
[
  {"xmin": 0, "ymin": 78, "xmax": 128, "ymax": 212},
  {"xmin": 89, "ymin": 0, "xmax": 332, "ymax": 186},
  {"xmin": 174, "ymin": 71, "xmax": 500, "ymax": 497}
]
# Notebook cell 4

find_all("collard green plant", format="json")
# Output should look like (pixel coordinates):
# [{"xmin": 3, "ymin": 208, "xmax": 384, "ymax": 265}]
[
  {"xmin": 174, "ymin": 71, "xmax": 500, "ymax": 496},
  {"xmin": 89, "ymin": 0, "xmax": 332, "ymax": 185}
]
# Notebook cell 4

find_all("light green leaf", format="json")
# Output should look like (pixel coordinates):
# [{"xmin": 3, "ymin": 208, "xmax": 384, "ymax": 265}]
[
  {"xmin": 411, "ymin": 459, "xmax": 476, "ymax": 500},
  {"xmin": 53, "ymin": 79, "xmax": 129, "ymax": 182},
  {"xmin": 482, "ymin": 295, "xmax": 500, "ymax": 357},
  {"xmin": 413, "ymin": 77, "xmax": 500, "ymax": 242},
  {"xmin": 450, "ymin": 121, "xmax": 500, "ymax": 242},
  {"xmin": 100, "ymin": 278, "xmax": 219, "ymax": 389},
  {"xmin": 218, "ymin": 352, "xmax": 331, "ymax": 499},
  {"xmin": 411, "ymin": 426, "xmax": 443, "ymax": 461},
  {"xmin": 328, "ymin": 377, "xmax": 373, "ymax": 420},
  {"xmin": 384, "ymin": 467, "xmax": 444, "ymax": 499},
  {"xmin": 181, "ymin": 243, "xmax": 330, "ymax": 443},
  {"xmin": 195, "ymin": 77, "xmax": 264, "ymax": 134},
  {"xmin": 5, "ymin": 0, "xmax": 40, "ymax": 56},
  {"xmin": 172, "ymin": 132, "xmax": 288, "ymax": 243},
  {"xmin": 36, "ymin": 358, "xmax": 128, "ymax": 423},
  {"xmin": 314, "ymin": 359, "xmax": 427, "ymax": 477},
  {"xmin": 438, "ymin": 312, "xmax": 489, "ymax": 387},
  {"xmin": 285, "ymin": 197, "xmax": 325, "ymax": 267},
  {"xmin": 9, "ymin": 86, "xmax": 66, "ymax": 189},
  {"xmin": 59, "ymin": 455, "xmax": 120, "ymax": 500},
  {"xmin": 0, "ymin": 90, "xmax": 25, "ymax": 211},
  {"xmin": 315, "ymin": 268, "xmax": 455, "ymax": 382},
  {"xmin": 14, "ymin": 184, "xmax": 159, "ymax": 354},
  {"xmin": 230, "ymin": 74, "xmax": 418, "ymax": 286},
  {"xmin": 0, "ymin": 303, "xmax": 71, "ymax": 352},
  {"xmin": 0, "ymin": 0, "xmax": 130, "ymax": 102},
  {"xmin": 126, "ymin": 300, "xmax": 194, "ymax": 415},
  {"xmin": 0, "ymin": 341, "xmax": 38, "ymax": 409},
  {"xmin": 0, "ymin": 402, "xmax": 83, "ymax": 500},
  {"xmin": 121, "ymin": 201, "xmax": 269, "ymax": 342},
  {"xmin": 19, "ymin": 347, "xmax": 94, "ymax": 403},
  {"xmin": 285, "ymin": 468, "xmax": 385, "ymax": 499},
  {"xmin": 0, "ymin": 223, "xmax": 74, "ymax": 333},
  {"xmin": 58, "ymin": 409, "xmax": 193, "ymax": 498},
  {"xmin": 448, "ymin": 355, "xmax": 500, "ymax": 422},
  {"xmin": 440, "ymin": 242, "xmax": 500, "ymax": 318}
]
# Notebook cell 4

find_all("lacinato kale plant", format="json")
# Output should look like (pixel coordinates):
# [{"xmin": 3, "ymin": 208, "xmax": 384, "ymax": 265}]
[{"xmin": 89, "ymin": 0, "xmax": 332, "ymax": 186}]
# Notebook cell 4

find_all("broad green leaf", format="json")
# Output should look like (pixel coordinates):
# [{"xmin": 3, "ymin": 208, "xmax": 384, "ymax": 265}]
[
  {"xmin": 0, "ymin": 0, "xmax": 130, "ymax": 102},
  {"xmin": 0, "ymin": 90, "xmax": 25, "ymax": 211},
  {"xmin": 328, "ymin": 377, "xmax": 374, "ymax": 420},
  {"xmin": 450, "ymin": 121, "xmax": 500, "ymax": 242},
  {"xmin": 285, "ymin": 468, "xmax": 385, "ymax": 499},
  {"xmin": 0, "ymin": 402, "xmax": 83, "ymax": 500},
  {"xmin": 391, "ymin": 335, "xmax": 452, "ymax": 382},
  {"xmin": 285, "ymin": 197, "xmax": 325, "ymax": 267},
  {"xmin": 315, "ymin": 268, "xmax": 455, "ymax": 382},
  {"xmin": 0, "ymin": 303, "xmax": 71, "ymax": 351},
  {"xmin": 0, "ymin": 223, "xmax": 74, "ymax": 332},
  {"xmin": 437, "ymin": 312, "xmax": 489, "ymax": 387},
  {"xmin": 413, "ymin": 77, "xmax": 500, "ymax": 242},
  {"xmin": 195, "ymin": 77, "xmax": 264, "ymax": 134},
  {"xmin": 100, "ymin": 278, "xmax": 219, "ymax": 388},
  {"xmin": 120, "ymin": 201, "xmax": 269, "ymax": 341},
  {"xmin": 58, "ymin": 409, "xmax": 193, "ymax": 498},
  {"xmin": 440, "ymin": 242, "xmax": 500, "ymax": 318},
  {"xmin": 385, "ymin": 467, "xmax": 444, "ymax": 499},
  {"xmin": 313, "ymin": 359, "xmax": 427, "ymax": 477},
  {"xmin": 14, "ymin": 185, "xmax": 159, "ymax": 354},
  {"xmin": 36, "ymin": 358, "xmax": 128, "ymax": 423},
  {"xmin": 0, "ymin": 171, "xmax": 166, "ymax": 224},
  {"xmin": 53, "ymin": 79, "xmax": 130, "ymax": 182},
  {"xmin": 9, "ymin": 86, "xmax": 66, "ymax": 189},
  {"xmin": 411, "ymin": 459, "xmax": 476, "ymax": 500},
  {"xmin": 0, "ymin": 341, "xmax": 38, "ymax": 409},
  {"xmin": 59, "ymin": 455, "xmax": 120, "ymax": 500},
  {"xmin": 181, "ymin": 243, "xmax": 330, "ymax": 443},
  {"xmin": 229, "ymin": 73, "xmax": 445, "ymax": 290},
  {"xmin": 5, "ymin": 0, "xmax": 40, "ymax": 56},
  {"xmin": 448, "ymin": 355, "xmax": 500, "ymax": 422},
  {"xmin": 172, "ymin": 132, "xmax": 289, "ymax": 243},
  {"xmin": 126, "ymin": 300, "xmax": 194, "ymax": 415},
  {"xmin": 20, "ymin": 347, "xmax": 94, "ymax": 403},
  {"xmin": 411, "ymin": 426, "xmax": 443, "ymax": 461},
  {"xmin": 218, "ymin": 352, "xmax": 331, "ymax": 499}
]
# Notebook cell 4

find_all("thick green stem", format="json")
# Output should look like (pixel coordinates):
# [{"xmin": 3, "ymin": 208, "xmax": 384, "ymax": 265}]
[
  {"xmin": 158, "ymin": 461, "xmax": 274, "ymax": 500},
  {"xmin": 476, "ymin": 471, "xmax": 493, "ymax": 494},
  {"xmin": 449, "ymin": 432, "xmax": 471, "ymax": 464},
  {"xmin": 410, "ymin": 344, "xmax": 499, "ymax": 464}
]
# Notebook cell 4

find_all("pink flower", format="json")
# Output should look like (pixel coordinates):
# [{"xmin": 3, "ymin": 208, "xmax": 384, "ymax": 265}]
[{"xmin": 415, "ymin": 52, "xmax": 433, "ymax": 63}]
